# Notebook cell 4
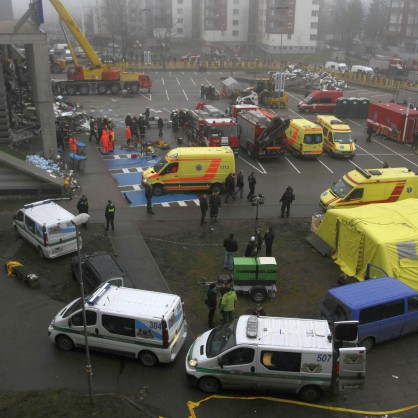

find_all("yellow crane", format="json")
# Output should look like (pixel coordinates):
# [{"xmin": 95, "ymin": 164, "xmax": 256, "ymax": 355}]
[{"xmin": 49, "ymin": 0, "xmax": 152, "ymax": 95}]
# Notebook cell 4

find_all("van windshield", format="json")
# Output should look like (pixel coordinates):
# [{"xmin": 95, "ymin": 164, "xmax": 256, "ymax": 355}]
[
  {"xmin": 62, "ymin": 297, "xmax": 83, "ymax": 318},
  {"xmin": 331, "ymin": 178, "xmax": 353, "ymax": 198},
  {"xmin": 334, "ymin": 132, "xmax": 353, "ymax": 144},
  {"xmin": 304, "ymin": 134, "xmax": 322, "ymax": 144},
  {"xmin": 304, "ymin": 95, "xmax": 315, "ymax": 104},
  {"xmin": 206, "ymin": 319, "xmax": 237, "ymax": 358},
  {"xmin": 152, "ymin": 157, "xmax": 168, "ymax": 173}
]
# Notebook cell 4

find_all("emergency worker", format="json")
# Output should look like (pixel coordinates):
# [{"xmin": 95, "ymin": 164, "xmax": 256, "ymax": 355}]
[
  {"xmin": 280, "ymin": 186, "xmax": 295, "ymax": 218},
  {"xmin": 69, "ymin": 135, "xmax": 77, "ymax": 154},
  {"xmin": 105, "ymin": 200, "xmax": 116, "ymax": 231}
]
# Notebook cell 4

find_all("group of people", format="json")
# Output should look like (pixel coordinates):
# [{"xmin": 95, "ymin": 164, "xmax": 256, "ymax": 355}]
[{"xmin": 200, "ymin": 84, "xmax": 217, "ymax": 100}]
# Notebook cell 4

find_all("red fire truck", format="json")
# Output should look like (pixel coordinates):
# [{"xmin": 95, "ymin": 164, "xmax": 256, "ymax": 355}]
[
  {"xmin": 367, "ymin": 102, "xmax": 418, "ymax": 143},
  {"xmin": 229, "ymin": 104, "xmax": 259, "ymax": 119},
  {"xmin": 236, "ymin": 109, "xmax": 290, "ymax": 159},
  {"xmin": 186, "ymin": 109, "xmax": 239, "ymax": 154}
]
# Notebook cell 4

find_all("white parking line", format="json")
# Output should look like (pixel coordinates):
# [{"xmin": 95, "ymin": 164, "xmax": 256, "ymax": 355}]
[
  {"xmin": 374, "ymin": 139, "xmax": 418, "ymax": 168},
  {"xmin": 162, "ymin": 77, "xmax": 165, "ymax": 86},
  {"xmin": 183, "ymin": 90, "xmax": 189, "ymax": 101},
  {"xmin": 165, "ymin": 90, "xmax": 169, "ymax": 101},
  {"xmin": 193, "ymin": 199, "xmax": 200, "ymax": 205},
  {"xmin": 317, "ymin": 158, "xmax": 334, "ymax": 173},
  {"xmin": 161, "ymin": 202, "xmax": 170, "ymax": 207},
  {"xmin": 237, "ymin": 155, "xmax": 267, "ymax": 174},
  {"xmin": 346, "ymin": 118, "xmax": 361, "ymax": 127},
  {"xmin": 132, "ymin": 185, "xmax": 141, "ymax": 191},
  {"xmin": 370, "ymin": 93, "xmax": 393, "ymax": 98},
  {"xmin": 182, "ymin": 72, "xmax": 185, "ymax": 75},
  {"xmin": 178, "ymin": 201, "xmax": 187, "ymax": 206},
  {"xmin": 141, "ymin": 94, "xmax": 151, "ymax": 101},
  {"xmin": 163, "ymin": 107, "xmax": 171, "ymax": 114},
  {"xmin": 204, "ymin": 77, "xmax": 211, "ymax": 85},
  {"xmin": 176, "ymin": 77, "xmax": 180, "ymax": 85},
  {"xmin": 355, "ymin": 144, "xmax": 385, "ymax": 164},
  {"xmin": 283, "ymin": 156, "xmax": 301, "ymax": 173},
  {"xmin": 190, "ymin": 78, "xmax": 196, "ymax": 86}
]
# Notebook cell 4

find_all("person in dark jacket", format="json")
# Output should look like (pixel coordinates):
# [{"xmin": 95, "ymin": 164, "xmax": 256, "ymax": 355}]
[
  {"xmin": 125, "ymin": 113, "xmax": 132, "ymax": 127},
  {"xmin": 244, "ymin": 236, "xmax": 256, "ymax": 257},
  {"xmin": 366, "ymin": 124, "xmax": 373, "ymax": 142},
  {"xmin": 255, "ymin": 229, "xmax": 263, "ymax": 255},
  {"xmin": 206, "ymin": 283, "xmax": 218, "ymax": 328},
  {"xmin": 105, "ymin": 200, "xmax": 116, "ymax": 231},
  {"xmin": 76, "ymin": 195, "xmax": 89, "ymax": 229},
  {"xmin": 235, "ymin": 170, "xmax": 244, "ymax": 198},
  {"xmin": 209, "ymin": 190, "xmax": 221, "ymax": 223},
  {"xmin": 157, "ymin": 116, "xmax": 164, "ymax": 136},
  {"xmin": 144, "ymin": 183, "xmax": 154, "ymax": 214},
  {"xmin": 264, "ymin": 226, "xmax": 275, "ymax": 257},
  {"xmin": 223, "ymin": 233, "xmax": 238, "ymax": 270},
  {"xmin": 247, "ymin": 172, "xmax": 256, "ymax": 201},
  {"xmin": 88, "ymin": 118, "xmax": 98, "ymax": 143},
  {"xmin": 224, "ymin": 173, "xmax": 236, "ymax": 203},
  {"xmin": 199, "ymin": 193, "xmax": 209, "ymax": 226},
  {"xmin": 280, "ymin": 186, "xmax": 295, "ymax": 218}
]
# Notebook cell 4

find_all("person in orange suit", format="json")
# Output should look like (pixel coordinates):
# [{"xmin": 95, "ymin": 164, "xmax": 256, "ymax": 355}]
[
  {"xmin": 109, "ymin": 128, "xmax": 115, "ymax": 152},
  {"xmin": 69, "ymin": 135, "xmax": 77, "ymax": 154},
  {"xmin": 125, "ymin": 126, "xmax": 132, "ymax": 146},
  {"xmin": 100, "ymin": 128, "xmax": 110, "ymax": 154}
]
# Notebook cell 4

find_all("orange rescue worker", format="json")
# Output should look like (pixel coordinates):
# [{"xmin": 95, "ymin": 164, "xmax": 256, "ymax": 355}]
[
  {"xmin": 125, "ymin": 126, "xmax": 132, "ymax": 145},
  {"xmin": 109, "ymin": 128, "xmax": 115, "ymax": 152},
  {"xmin": 100, "ymin": 128, "xmax": 110, "ymax": 154},
  {"xmin": 69, "ymin": 135, "xmax": 77, "ymax": 154}
]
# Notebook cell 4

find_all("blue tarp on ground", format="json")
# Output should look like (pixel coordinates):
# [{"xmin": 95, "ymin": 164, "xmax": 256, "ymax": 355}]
[
  {"xmin": 104, "ymin": 156, "xmax": 160, "ymax": 170},
  {"xmin": 123, "ymin": 190, "xmax": 198, "ymax": 207},
  {"xmin": 112, "ymin": 172, "xmax": 142, "ymax": 186}
]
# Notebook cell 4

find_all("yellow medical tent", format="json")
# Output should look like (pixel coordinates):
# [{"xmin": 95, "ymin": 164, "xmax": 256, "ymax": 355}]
[{"xmin": 316, "ymin": 199, "xmax": 418, "ymax": 290}]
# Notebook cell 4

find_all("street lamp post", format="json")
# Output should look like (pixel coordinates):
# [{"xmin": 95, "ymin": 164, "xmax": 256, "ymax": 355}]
[
  {"xmin": 401, "ymin": 97, "xmax": 412, "ymax": 144},
  {"xmin": 71, "ymin": 213, "xmax": 94, "ymax": 406},
  {"xmin": 251, "ymin": 194, "xmax": 265, "ymax": 231}
]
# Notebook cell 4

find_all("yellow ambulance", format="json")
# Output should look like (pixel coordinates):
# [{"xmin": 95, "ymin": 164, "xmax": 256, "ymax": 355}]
[
  {"xmin": 142, "ymin": 147, "xmax": 235, "ymax": 196},
  {"xmin": 315, "ymin": 115, "xmax": 356, "ymax": 158},
  {"xmin": 285, "ymin": 118, "xmax": 323, "ymax": 157},
  {"xmin": 320, "ymin": 167, "xmax": 418, "ymax": 210}
]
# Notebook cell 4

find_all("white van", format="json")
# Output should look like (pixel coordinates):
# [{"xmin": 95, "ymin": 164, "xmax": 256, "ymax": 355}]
[
  {"xmin": 186, "ymin": 315, "xmax": 366, "ymax": 402},
  {"xmin": 324, "ymin": 61, "xmax": 348, "ymax": 73},
  {"xmin": 13, "ymin": 200, "xmax": 78, "ymax": 259},
  {"xmin": 350, "ymin": 65, "xmax": 375, "ymax": 76},
  {"xmin": 48, "ymin": 283, "xmax": 188, "ymax": 367}
]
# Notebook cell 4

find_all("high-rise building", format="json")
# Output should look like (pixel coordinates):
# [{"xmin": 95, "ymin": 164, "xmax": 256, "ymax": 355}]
[{"xmin": 0, "ymin": 0, "xmax": 14, "ymax": 20}]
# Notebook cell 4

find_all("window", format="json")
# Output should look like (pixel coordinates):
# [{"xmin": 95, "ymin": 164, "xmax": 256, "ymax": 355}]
[
  {"xmin": 177, "ymin": 8, "xmax": 183, "ymax": 14},
  {"xmin": 311, "ymin": 22, "xmax": 318, "ymax": 29},
  {"xmin": 178, "ymin": 18, "xmax": 183, "ymax": 23},
  {"xmin": 312, "ymin": 10, "xmax": 318, "ymax": 17},
  {"xmin": 233, "ymin": 9, "xmax": 239, "ymax": 15},
  {"xmin": 310, "ymin": 34, "xmax": 317, "ymax": 41},
  {"xmin": 318, "ymin": 97, "xmax": 332, "ymax": 104},
  {"xmin": 347, "ymin": 188, "xmax": 364, "ymax": 200},
  {"xmin": 25, "ymin": 216, "xmax": 36, "ymax": 233},
  {"xmin": 16, "ymin": 211, "xmax": 24, "ymax": 222},
  {"xmin": 359, "ymin": 300, "xmax": 405, "ymax": 324},
  {"xmin": 232, "ymin": 30, "xmax": 239, "ymax": 36},
  {"xmin": 71, "ymin": 310, "xmax": 97, "ymax": 327},
  {"xmin": 221, "ymin": 347, "xmax": 255, "ymax": 365},
  {"xmin": 261, "ymin": 351, "xmax": 301, "ymax": 372},
  {"xmin": 102, "ymin": 314, "xmax": 135, "ymax": 337},
  {"xmin": 233, "ymin": 20, "xmax": 239, "ymax": 26},
  {"xmin": 408, "ymin": 296, "xmax": 418, "ymax": 312}
]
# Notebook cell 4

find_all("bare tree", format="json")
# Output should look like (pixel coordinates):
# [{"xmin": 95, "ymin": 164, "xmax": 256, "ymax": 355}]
[
  {"xmin": 364, "ymin": 0, "xmax": 390, "ymax": 50},
  {"xmin": 340, "ymin": 0, "xmax": 364, "ymax": 55}
]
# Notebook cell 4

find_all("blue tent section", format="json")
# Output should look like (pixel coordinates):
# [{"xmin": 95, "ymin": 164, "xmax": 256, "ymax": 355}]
[
  {"xmin": 112, "ymin": 172, "xmax": 142, "ymax": 187},
  {"xmin": 105, "ymin": 155, "xmax": 160, "ymax": 171},
  {"xmin": 124, "ymin": 190, "xmax": 198, "ymax": 207}
]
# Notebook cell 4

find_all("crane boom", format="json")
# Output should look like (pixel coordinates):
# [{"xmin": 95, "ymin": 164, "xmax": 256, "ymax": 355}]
[{"xmin": 49, "ymin": 0, "xmax": 102, "ymax": 67}]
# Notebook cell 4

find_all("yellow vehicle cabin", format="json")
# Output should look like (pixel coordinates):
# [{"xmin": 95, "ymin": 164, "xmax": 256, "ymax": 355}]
[
  {"xmin": 315, "ymin": 115, "xmax": 356, "ymax": 158},
  {"xmin": 285, "ymin": 118, "xmax": 323, "ymax": 157},
  {"xmin": 142, "ymin": 147, "xmax": 235, "ymax": 196},
  {"xmin": 320, "ymin": 167, "xmax": 418, "ymax": 211}
]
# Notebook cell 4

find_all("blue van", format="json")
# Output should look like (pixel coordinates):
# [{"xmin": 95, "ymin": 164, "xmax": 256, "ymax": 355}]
[{"xmin": 320, "ymin": 277, "xmax": 418, "ymax": 351}]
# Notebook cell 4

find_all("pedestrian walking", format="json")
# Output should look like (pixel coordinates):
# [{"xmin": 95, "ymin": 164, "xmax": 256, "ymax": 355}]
[
  {"xmin": 88, "ymin": 118, "xmax": 98, "ymax": 143},
  {"xmin": 235, "ymin": 170, "xmax": 244, "ymax": 198},
  {"xmin": 223, "ymin": 233, "xmax": 238, "ymax": 271},
  {"xmin": 209, "ymin": 190, "xmax": 221, "ymax": 223},
  {"xmin": 200, "ymin": 84, "xmax": 205, "ymax": 99},
  {"xmin": 220, "ymin": 284, "xmax": 237, "ymax": 323},
  {"xmin": 76, "ymin": 195, "xmax": 89, "ymax": 229},
  {"xmin": 105, "ymin": 200, "xmax": 116, "ymax": 231},
  {"xmin": 412, "ymin": 131, "xmax": 418, "ymax": 151},
  {"xmin": 255, "ymin": 229, "xmax": 263, "ymax": 255},
  {"xmin": 247, "ymin": 172, "xmax": 256, "ymax": 201},
  {"xmin": 280, "ymin": 186, "xmax": 295, "ymax": 218},
  {"xmin": 244, "ymin": 236, "xmax": 256, "ymax": 257},
  {"xmin": 199, "ymin": 193, "xmax": 209, "ymax": 226},
  {"xmin": 366, "ymin": 124, "xmax": 373, "ymax": 142},
  {"xmin": 224, "ymin": 173, "xmax": 236, "ymax": 203},
  {"xmin": 206, "ymin": 283, "xmax": 218, "ymax": 328},
  {"xmin": 144, "ymin": 183, "xmax": 154, "ymax": 214},
  {"xmin": 264, "ymin": 226, "xmax": 275, "ymax": 257},
  {"xmin": 157, "ymin": 116, "xmax": 164, "ymax": 136}
]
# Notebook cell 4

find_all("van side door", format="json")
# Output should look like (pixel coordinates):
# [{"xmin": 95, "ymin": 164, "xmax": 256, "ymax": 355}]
[
  {"xmin": 402, "ymin": 296, "xmax": 418, "ymax": 335},
  {"xmin": 255, "ymin": 349, "xmax": 302, "ymax": 394},
  {"xmin": 338, "ymin": 347, "xmax": 366, "ymax": 391},
  {"xmin": 217, "ymin": 345, "xmax": 257, "ymax": 389},
  {"xmin": 68, "ymin": 309, "xmax": 101, "ymax": 349}
]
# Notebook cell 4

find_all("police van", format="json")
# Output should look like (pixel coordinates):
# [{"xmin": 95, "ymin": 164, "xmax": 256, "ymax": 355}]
[
  {"xmin": 48, "ymin": 283, "xmax": 187, "ymax": 367},
  {"xmin": 13, "ymin": 199, "xmax": 78, "ymax": 259},
  {"xmin": 186, "ymin": 315, "xmax": 366, "ymax": 402}
]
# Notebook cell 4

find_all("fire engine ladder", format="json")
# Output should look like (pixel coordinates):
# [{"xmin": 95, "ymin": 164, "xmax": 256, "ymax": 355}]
[{"xmin": 255, "ymin": 117, "xmax": 290, "ymax": 152}]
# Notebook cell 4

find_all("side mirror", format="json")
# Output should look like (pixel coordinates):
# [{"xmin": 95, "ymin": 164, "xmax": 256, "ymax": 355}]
[{"xmin": 218, "ymin": 357, "xmax": 224, "ymax": 369}]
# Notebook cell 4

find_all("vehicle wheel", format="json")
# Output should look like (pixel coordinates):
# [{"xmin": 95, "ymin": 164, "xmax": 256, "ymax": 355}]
[
  {"xmin": 37, "ymin": 246, "xmax": 45, "ymax": 259},
  {"xmin": 14, "ymin": 226, "xmax": 20, "ymax": 239},
  {"xmin": 360, "ymin": 337, "xmax": 375, "ymax": 352},
  {"xmin": 79, "ymin": 84, "xmax": 89, "ymax": 95},
  {"xmin": 66, "ymin": 85, "xmax": 77, "ymax": 95},
  {"xmin": 52, "ymin": 63, "xmax": 61, "ymax": 73},
  {"xmin": 299, "ymin": 385, "xmax": 322, "ymax": 403},
  {"xmin": 250, "ymin": 286, "xmax": 267, "ymax": 303},
  {"xmin": 129, "ymin": 83, "xmax": 139, "ymax": 94},
  {"xmin": 110, "ymin": 83, "xmax": 121, "ymax": 95},
  {"xmin": 210, "ymin": 183, "xmax": 222, "ymax": 194},
  {"xmin": 139, "ymin": 350, "xmax": 158, "ymax": 367},
  {"xmin": 56, "ymin": 335, "xmax": 74, "ymax": 351},
  {"xmin": 152, "ymin": 185, "xmax": 164, "ymax": 196},
  {"xmin": 98, "ymin": 84, "xmax": 107, "ymax": 95},
  {"xmin": 198, "ymin": 376, "xmax": 220, "ymax": 393}
]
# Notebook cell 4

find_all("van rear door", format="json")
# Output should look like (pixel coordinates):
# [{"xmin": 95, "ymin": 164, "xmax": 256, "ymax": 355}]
[{"xmin": 338, "ymin": 347, "xmax": 366, "ymax": 391}]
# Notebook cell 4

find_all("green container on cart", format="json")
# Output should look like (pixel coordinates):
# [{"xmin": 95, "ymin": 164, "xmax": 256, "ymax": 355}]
[{"xmin": 233, "ymin": 257, "xmax": 277, "ymax": 285}]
